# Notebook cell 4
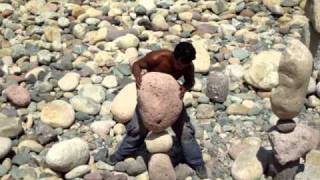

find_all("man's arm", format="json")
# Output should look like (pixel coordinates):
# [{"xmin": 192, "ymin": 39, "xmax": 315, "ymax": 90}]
[
  {"xmin": 181, "ymin": 64, "xmax": 195, "ymax": 97},
  {"xmin": 131, "ymin": 52, "xmax": 160, "ymax": 88}
]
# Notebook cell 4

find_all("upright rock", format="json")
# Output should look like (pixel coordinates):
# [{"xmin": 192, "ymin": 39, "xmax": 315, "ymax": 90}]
[
  {"xmin": 138, "ymin": 72, "xmax": 183, "ymax": 132},
  {"xmin": 111, "ymin": 83, "xmax": 137, "ymax": 123},
  {"xmin": 206, "ymin": 71, "xmax": 229, "ymax": 103},
  {"xmin": 148, "ymin": 153, "xmax": 176, "ymax": 180},
  {"xmin": 271, "ymin": 39, "xmax": 313, "ymax": 119}
]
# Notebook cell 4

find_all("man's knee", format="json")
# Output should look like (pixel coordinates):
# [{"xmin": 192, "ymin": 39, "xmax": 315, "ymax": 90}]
[{"xmin": 181, "ymin": 123, "xmax": 195, "ymax": 140}]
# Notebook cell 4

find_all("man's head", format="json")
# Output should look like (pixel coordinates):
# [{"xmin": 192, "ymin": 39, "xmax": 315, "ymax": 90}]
[{"xmin": 173, "ymin": 42, "xmax": 196, "ymax": 66}]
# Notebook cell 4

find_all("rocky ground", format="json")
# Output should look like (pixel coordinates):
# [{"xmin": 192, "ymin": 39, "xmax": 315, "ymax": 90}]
[{"xmin": 0, "ymin": 0, "xmax": 320, "ymax": 179}]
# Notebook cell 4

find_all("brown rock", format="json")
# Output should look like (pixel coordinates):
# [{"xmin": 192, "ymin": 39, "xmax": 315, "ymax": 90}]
[
  {"xmin": 271, "ymin": 39, "xmax": 313, "ymax": 119},
  {"xmin": 138, "ymin": 72, "xmax": 183, "ymax": 132},
  {"xmin": 206, "ymin": 71, "xmax": 229, "ymax": 103},
  {"xmin": 5, "ymin": 85, "xmax": 31, "ymax": 107},
  {"xmin": 269, "ymin": 124, "xmax": 320, "ymax": 165},
  {"xmin": 148, "ymin": 153, "xmax": 176, "ymax": 180},
  {"xmin": 275, "ymin": 119, "xmax": 296, "ymax": 133}
]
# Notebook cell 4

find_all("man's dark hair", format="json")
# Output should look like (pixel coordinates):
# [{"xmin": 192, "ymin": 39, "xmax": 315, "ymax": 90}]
[{"xmin": 173, "ymin": 42, "xmax": 196, "ymax": 64}]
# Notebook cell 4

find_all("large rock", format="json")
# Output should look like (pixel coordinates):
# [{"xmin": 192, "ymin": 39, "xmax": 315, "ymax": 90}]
[
  {"xmin": 0, "ymin": 115, "xmax": 23, "ymax": 138},
  {"xmin": 4, "ymin": 85, "xmax": 31, "ymax": 107},
  {"xmin": 206, "ymin": 71, "xmax": 229, "ymax": 103},
  {"xmin": 269, "ymin": 124, "xmax": 320, "ymax": 165},
  {"xmin": 41, "ymin": 100, "xmax": 75, "ymax": 128},
  {"xmin": 148, "ymin": 154, "xmax": 176, "ymax": 180},
  {"xmin": 244, "ymin": 50, "xmax": 282, "ymax": 90},
  {"xmin": 305, "ymin": 0, "xmax": 320, "ymax": 33},
  {"xmin": 58, "ymin": 72, "xmax": 80, "ymax": 91},
  {"xmin": 111, "ymin": 83, "xmax": 137, "ymax": 123},
  {"xmin": 138, "ymin": 72, "xmax": 183, "ymax": 132},
  {"xmin": 231, "ymin": 147, "xmax": 264, "ymax": 180},
  {"xmin": 46, "ymin": 138, "xmax": 90, "ymax": 172},
  {"xmin": 145, "ymin": 131, "xmax": 173, "ymax": 153},
  {"xmin": 0, "ymin": 137, "xmax": 12, "ymax": 159},
  {"xmin": 271, "ymin": 39, "xmax": 313, "ymax": 119},
  {"xmin": 192, "ymin": 40, "xmax": 210, "ymax": 74}
]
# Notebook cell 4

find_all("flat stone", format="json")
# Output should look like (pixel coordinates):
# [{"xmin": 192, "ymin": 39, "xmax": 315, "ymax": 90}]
[
  {"xmin": 275, "ymin": 119, "xmax": 296, "ymax": 133},
  {"xmin": 58, "ymin": 72, "xmax": 80, "ymax": 91}
]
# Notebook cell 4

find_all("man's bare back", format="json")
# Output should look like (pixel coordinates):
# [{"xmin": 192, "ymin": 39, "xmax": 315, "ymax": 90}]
[{"xmin": 132, "ymin": 43, "xmax": 196, "ymax": 98}]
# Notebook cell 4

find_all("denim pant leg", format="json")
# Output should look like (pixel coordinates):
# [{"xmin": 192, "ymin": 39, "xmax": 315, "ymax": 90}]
[
  {"xmin": 114, "ymin": 107, "xmax": 148, "ymax": 160},
  {"xmin": 172, "ymin": 107, "xmax": 204, "ymax": 168}
]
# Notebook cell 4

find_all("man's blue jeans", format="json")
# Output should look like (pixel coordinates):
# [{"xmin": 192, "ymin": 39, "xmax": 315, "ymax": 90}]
[{"xmin": 113, "ymin": 106, "xmax": 205, "ymax": 168}]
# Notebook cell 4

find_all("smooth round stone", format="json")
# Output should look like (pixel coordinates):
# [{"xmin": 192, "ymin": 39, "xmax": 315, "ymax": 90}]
[
  {"xmin": 5, "ymin": 85, "xmax": 31, "ymax": 107},
  {"xmin": 58, "ymin": 17, "xmax": 70, "ymax": 27},
  {"xmin": 70, "ymin": 95, "xmax": 101, "ymax": 115},
  {"xmin": 276, "ymin": 119, "xmax": 296, "ymax": 133},
  {"xmin": 65, "ymin": 165, "xmax": 91, "ymax": 179},
  {"xmin": 18, "ymin": 140, "xmax": 43, "ymax": 153},
  {"xmin": 145, "ymin": 131, "xmax": 173, "ymax": 153},
  {"xmin": 90, "ymin": 120, "xmax": 116, "ymax": 137},
  {"xmin": 58, "ymin": 72, "xmax": 80, "ymax": 91},
  {"xmin": 113, "ymin": 123, "xmax": 126, "ymax": 136},
  {"xmin": 102, "ymin": 75, "xmax": 118, "ymax": 88},
  {"xmin": 41, "ymin": 100, "xmax": 75, "ymax": 128},
  {"xmin": 46, "ymin": 138, "xmax": 90, "ymax": 173},
  {"xmin": 79, "ymin": 84, "xmax": 106, "ymax": 103},
  {"xmin": 0, "ymin": 137, "xmax": 12, "ymax": 159},
  {"xmin": 111, "ymin": 83, "xmax": 137, "ymax": 123},
  {"xmin": 114, "ymin": 34, "xmax": 140, "ymax": 49}
]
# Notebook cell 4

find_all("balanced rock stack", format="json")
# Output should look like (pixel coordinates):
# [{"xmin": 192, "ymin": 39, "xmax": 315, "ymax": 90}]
[
  {"xmin": 269, "ymin": 39, "xmax": 320, "ymax": 179},
  {"xmin": 137, "ymin": 72, "xmax": 182, "ymax": 180}
]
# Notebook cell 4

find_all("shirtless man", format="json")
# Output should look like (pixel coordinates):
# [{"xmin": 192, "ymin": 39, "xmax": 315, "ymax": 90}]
[{"xmin": 106, "ymin": 42, "xmax": 208, "ymax": 178}]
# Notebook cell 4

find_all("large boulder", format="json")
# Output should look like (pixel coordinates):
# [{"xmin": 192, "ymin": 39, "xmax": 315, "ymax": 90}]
[
  {"xmin": 111, "ymin": 83, "xmax": 137, "ymax": 123},
  {"xmin": 206, "ymin": 71, "xmax": 229, "ymax": 103},
  {"xmin": 148, "ymin": 153, "xmax": 176, "ymax": 180},
  {"xmin": 46, "ymin": 138, "xmax": 90, "ymax": 172},
  {"xmin": 269, "ymin": 124, "xmax": 320, "ymax": 165},
  {"xmin": 138, "ymin": 72, "xmax": 183, "ymax": 132},
  {"xmin": 271, "ymin": 39, "xmax": 313, "ymax": 119},
  {"xmin": 244, "ymin": 50, "xmax": 282, "ymax": 90}
]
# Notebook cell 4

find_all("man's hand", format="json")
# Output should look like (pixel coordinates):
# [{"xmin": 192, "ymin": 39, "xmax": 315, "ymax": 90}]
[{"xmin": 179, "ymin": 86, "xmax": 187, "ymax": 99}]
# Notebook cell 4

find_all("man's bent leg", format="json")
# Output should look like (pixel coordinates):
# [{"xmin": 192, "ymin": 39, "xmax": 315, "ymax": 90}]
[
  {"xmin": 108, "ymin": 107, "xmax": 148, "ymax": 164},
  {"xmin": 172, "ymin": 107, "xmax": 207, "ymax": 178}
]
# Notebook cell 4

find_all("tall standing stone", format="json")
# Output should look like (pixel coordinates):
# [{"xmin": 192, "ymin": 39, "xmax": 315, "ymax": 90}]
[{"xmin": 206, "ymin": 71, "xmax": 229, "ymax": 103}]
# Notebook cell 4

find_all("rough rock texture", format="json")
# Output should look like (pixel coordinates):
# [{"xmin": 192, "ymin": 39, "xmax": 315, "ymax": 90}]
[
  {"xmin": 45, "ymin": 138, "xmax": 90, "ymax": 172},
  {"xmin": 41, "ymin": 100, "xmax": 75, "ymax": 128},
  {"xmin": 111, "ymin": 83, "xmax": 137, "ymax": 123},
  {"xmin": 244, "ymin": 50, "xmax": 282, "ymax": 90},
  {"xmin": 206, "ymin": 71, "xmax": 229, "ymax": 103},
  {"xmin": 305, "ymin": 0, "xmax": 320, "ymax": 33},
  {"xmin": 4, "ymin": 85, "xmax": 31, "ymax": 107},
  {"xmin": 138, "ymin": 72, "xmax": 183, "ymax": 132},
  {"xmin": 271, "ymin": 39, "xmax": 313, "ymax": 119},
  {"xmin": 231, "ymin": 147, "xmax": 264, "ymax": 180},
  {"xmin": 145, "ymin": 131, "xmax": 173, "ymax": 153},
  {"xmin": 269, "ymin": 124, "xmax": 320, "ymax": 165},
  {"xmin": 148, "ymin": 153, "xmax": 176, "ymax": 180}
]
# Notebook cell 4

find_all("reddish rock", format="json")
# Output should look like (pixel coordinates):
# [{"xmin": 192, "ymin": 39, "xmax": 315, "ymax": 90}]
[
  {"xmin": 148, "ymin": 153, "xmax": 176, "ymax": 180},
  {"xmin": 5, "ymin": 85, "xmax": 31, "ymax": 107},
  {"xmin": 84, "ymin": 172, "xmax": 103, "ymax": 180},
  {"xmin": 138, "ymin": 72, "xmax": 183, "ymax": 132}
]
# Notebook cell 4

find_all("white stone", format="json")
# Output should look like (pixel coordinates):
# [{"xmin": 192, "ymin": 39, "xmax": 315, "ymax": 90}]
[
  {"xmin": 102, "ymin": 75, "xmax": 118, "ymax": 88},
  {"xmin": 111, "ymin": 83, "xmax": 137, "ymax": 123},
  {"xmin": 91, "ymin": 120, "xmax": 116, "ymax": 137},
  {"xmin": 41, "ymin": 100, "xmax": 75, "ymax": 128},
  {"xmin": 65, "ymin": 165, "xmax": 91, "ymax": 179},
  {"xmin": 114, "ymin": 34, "xmax": 140, "ymax": 49},
  {"xmin": 70, "ymin": 95, "xmax": 101, "ymax": 115},
  {"xmin": 46, "ymin": 138, "xmax": 90, "ymax": 173},
  {"xmin": 58, "ymin": 72, "xmax": 80, "ymax": 91},
  {"xmin": 94, "ymin": 51, "xmax": 114, "ymax": 67},
  {"xmin": 113, "ymin": 123, "xmax": 126, "ymax": 136},
  {"xmin": 0, "ymin": 137, "xmax": 12, "ymax": 159},
  {"xmin": 192, "ymin": 40, "xmax": 210, "ymax": 74},
  {"xmin": 145, "ymin": 131, "xmax": 173, "ymax": 153},
  {"xmin": 79, "ymin": 84, "xmax": 106, "ymax": 103}
]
